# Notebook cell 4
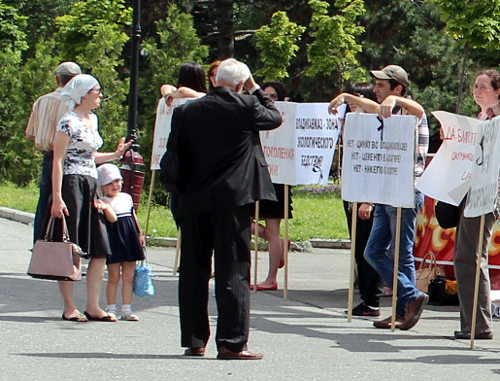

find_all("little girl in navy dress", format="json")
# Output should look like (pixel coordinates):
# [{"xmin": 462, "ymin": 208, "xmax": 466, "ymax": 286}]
[{"xmin": 97, "ymin": 164, "xmax": 145, "ymax": 321}]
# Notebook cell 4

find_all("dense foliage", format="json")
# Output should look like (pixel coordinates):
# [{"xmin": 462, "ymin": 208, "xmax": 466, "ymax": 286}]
[{"xmin": 0, "ymin": 0, "xmax": 499, "ymax": 197}]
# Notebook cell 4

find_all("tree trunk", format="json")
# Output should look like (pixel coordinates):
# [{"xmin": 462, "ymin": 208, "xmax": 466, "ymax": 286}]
[
  {"xmin": 216, "ymin": 0, "xmax": 234, "ymax": 59},
  {"xmin": 456, "ymin": 45, "xmax": 470, "ymax": 114}
]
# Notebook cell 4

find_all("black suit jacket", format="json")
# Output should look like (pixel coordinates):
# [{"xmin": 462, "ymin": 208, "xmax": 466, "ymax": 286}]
[{"xmin": 168, "ymin": 86, "xmax": 282, "ymax": 218}]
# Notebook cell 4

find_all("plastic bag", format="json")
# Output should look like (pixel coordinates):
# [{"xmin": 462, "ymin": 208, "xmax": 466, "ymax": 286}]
[{"xmin": 133, "ymin": 261, "xmax": 155, "ymax": 298}]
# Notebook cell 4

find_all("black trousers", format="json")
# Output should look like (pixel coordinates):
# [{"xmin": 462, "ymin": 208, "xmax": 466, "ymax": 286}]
[
  {"xmin": 34, "ymin": 152, "xmax": 53, "ymax": 243},
  {"xmin": 343, "ymin": 201, "xmax": 382, "ymax": 306},
  {"xmin": 178, "ymin": 205, "xmax": 252, "ymax": 352}
]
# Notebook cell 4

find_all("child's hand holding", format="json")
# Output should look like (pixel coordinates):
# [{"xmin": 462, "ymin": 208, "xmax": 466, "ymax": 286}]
[
  {"xmin": 138, "ymin": 231, "xmax": 146, "ymax": 246},
  {"xmin": 95, "ymin": 198, "xmax": 117, "ymax": 222},
  {"xmin": 94, "ymin": 198, "xmax": 109, "ymax": 211}
]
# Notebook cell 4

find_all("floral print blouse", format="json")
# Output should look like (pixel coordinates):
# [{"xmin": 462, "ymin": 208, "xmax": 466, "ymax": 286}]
[{"xmin": 56, "ymin": 111, "xmax": 103, "ymax": 178}]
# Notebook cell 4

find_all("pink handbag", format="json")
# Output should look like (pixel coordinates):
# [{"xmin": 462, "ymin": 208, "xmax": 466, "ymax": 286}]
[{"xmin": 27, "ymin": 217, "xmax": 83, "ymax": 281}]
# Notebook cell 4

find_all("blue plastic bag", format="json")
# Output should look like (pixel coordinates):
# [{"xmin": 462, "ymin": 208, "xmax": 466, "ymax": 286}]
[{"xmin": 133, "ymin": 261, "xmax": 155, "ymax": 298}]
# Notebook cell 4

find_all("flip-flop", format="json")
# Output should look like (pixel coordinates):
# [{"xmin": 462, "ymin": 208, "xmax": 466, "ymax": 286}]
[
  {"xmin": 62, "ymin": 313, "xmax": 88, "ymax": 322},
  {"xmin": 84, "ymin": 311, "xmax": 117, "ymax": 322}
]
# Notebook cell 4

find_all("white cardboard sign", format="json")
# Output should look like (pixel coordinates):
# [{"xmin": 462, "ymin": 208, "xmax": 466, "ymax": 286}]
[
  {"xmin": 464, "ymin": 117, "xmax": 500, "ymax": 217},
  {"xmin": 150, "ymin": 98, "xmax": 191, "ymax": 170},
  {"xmin": 152, "ymin": 99, "xmax": 341, "ymax": 185},
  {"xmin": 416, "ymin": 111, "xmax": 480, "ymax": 205},
  {"xmin": 341, "ymin": 113, "xmax": 417, "ymax": 208}
]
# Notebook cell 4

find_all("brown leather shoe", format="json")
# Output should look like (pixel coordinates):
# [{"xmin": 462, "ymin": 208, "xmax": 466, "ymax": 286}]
[
  {"xmin": 400, "ymin": 293, "xmax": 429, "ymax": 331},
  {"xmin": 184, "ymin": 347, "xmax": 206, "ymax": 357},
  {"xmin": 217, "ymin": 346, "xmax": 263, "ymax": 360},
  {"xmin": 373, "ymin": 315, "xmax": 405, "ymax": 329}
]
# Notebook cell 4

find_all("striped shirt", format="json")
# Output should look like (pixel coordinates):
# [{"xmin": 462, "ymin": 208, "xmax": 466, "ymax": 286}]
[
  {"xmin": 414, "ymin": 113, "xmax": 429, "ymax": 182},
  {"xmin": 25, "ymin": 88, "xmax": 71, "ymax": 151},
  {"xmin": 394, "ymin": 106, "xmax": 429, "ymax": 184}
]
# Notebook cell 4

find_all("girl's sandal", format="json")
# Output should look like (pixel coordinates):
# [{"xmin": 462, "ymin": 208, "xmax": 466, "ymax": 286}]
[{"xmin": 121, "ymin": 312, "xmax": 140, "ymax": 321}]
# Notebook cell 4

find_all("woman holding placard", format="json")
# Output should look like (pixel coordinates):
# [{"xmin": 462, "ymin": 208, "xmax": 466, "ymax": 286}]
[
  {"xmin": 250, "ymin": 82, "xmax": 293, "ymax": 291},
  {"xmin": 452, "ymin": 69, "xmax": 500, "ymax": 340},
  {"xmin": 159, "ymin": 62, "xmax": 208, "ymax": 225}
]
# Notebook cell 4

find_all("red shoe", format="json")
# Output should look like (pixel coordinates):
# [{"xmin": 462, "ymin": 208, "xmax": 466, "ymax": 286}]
[
  {"xmin": 279, "ymin": 255, "xmax": 285, "ymax": 269},
  {"xmin": 250, "ymin": 283, "xmax": 278, "ymax": 291}
]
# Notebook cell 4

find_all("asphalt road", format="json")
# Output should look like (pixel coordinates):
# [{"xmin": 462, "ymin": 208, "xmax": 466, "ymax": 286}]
[{"xmin": 1, "ymin": 215, "xmax": 500, "ymax": 381}]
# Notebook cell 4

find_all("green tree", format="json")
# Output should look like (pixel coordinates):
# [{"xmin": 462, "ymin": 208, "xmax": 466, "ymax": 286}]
[
  {"xmin": 2, "ymin": 40, "xmax": 63, "ymax": 186},
  {"xmin": 55, "ymin": 0, "xmax": 132, "ymax": 151},
  {"xmin": 307, "ymin": 0, "xmax": 365, "ymax": 80},
  {"xmin": 140, "ymin": 3, "xmax": 209, "ymax": 202},
  {"xmin": 0, "ymin": 1, "xmax": 27, "ymax": 51},
  {"xmin": 429, "ymin": 0, "xmax": 500, "ymax": 113},
  {"xmin": 253, "ymin": 11, "xmax": 305, "ymax": 81},
  {"xmin": 16, "ymin": 0, "xmax": 78, "ymax": 56},
  {"xmin": 0, "ymin": 1, "xmax": 30, "ymax": 184},
  {"xmin": 358, "ymin": 0, "xmax": 480, "ymax": 129},
  {"xmin": 55, "ymin": 0, "xmax": 131, "ymax": 60}
]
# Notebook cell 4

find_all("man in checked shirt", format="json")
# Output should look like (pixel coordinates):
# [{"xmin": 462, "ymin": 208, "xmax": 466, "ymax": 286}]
[
  {"xmin": 329, "ymin": 64, "xmax": 429, "ymax": 330},
  {"xmin": 25, "ymin": 62, "xmax": 82, "ymax": 242}
]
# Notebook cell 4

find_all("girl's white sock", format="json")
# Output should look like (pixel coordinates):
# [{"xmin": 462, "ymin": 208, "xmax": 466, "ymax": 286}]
[
  {"xmin": 121, "ymin": 304, "xmax": 132, "ymax": 313},
  {"xmin": 106, "ymin": 304, "xmax": 117, "ymax": 314}
]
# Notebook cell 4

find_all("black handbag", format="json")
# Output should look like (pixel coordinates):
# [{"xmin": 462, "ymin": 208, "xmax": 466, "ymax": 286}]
[
  {"xmin": 428, "ymin": 276, "xmax": 460, "ymax": 306},
  {"xmin": 434, "ymin": 201, "xmax": 459, "ymax": 229},
  {"xmin": 159, "ymin": 151, "xmax": 183, "ymax": 192}
]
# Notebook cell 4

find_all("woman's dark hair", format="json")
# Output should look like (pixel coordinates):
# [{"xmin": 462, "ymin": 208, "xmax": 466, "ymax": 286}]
[
  {"xmin": 178, "ymin": 62, "xmax": 207, "ymax": 93},
  {"xmin": 475, "ymin": 69, "xmax": 500, "ymax": 100},
  {"xmin": 262, "ymin": 81, "xmax": 289, "ymax": 101},
  {"xmin": 346, "ymin": 82, "xmax": 377, "ymax": 102}
]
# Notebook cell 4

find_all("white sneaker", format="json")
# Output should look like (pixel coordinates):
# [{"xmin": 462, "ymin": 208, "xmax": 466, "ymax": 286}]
[{"xmin": 121, "ymin": 312, "xmax": 140, "ymax": 321}]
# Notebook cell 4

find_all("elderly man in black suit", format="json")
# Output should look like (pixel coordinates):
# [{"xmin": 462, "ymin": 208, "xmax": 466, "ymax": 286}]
[{"xmin": 169, "ymin": 58, "xmax": 282, "ymax": 360}]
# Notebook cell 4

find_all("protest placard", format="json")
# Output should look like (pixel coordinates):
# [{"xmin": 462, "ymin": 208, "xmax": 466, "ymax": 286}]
[
  {"xmin": 150, "ymin": 98, "xmax": 191, "ymax": 170},
  {"xmin": 294, "ymin": 103, "xmax": 341, "ymax": 186},
  {"xmin": 259, "ymin": 102, "xmax": 340, "ymax": 186},
  {"xmin": 464, "ymin": 117, "xmax": 500, "ymax": 218},
  {"xmin": 259, "ymin": 102, "xmax": 297, "ymax": 185},
  {"xmin": 341, "ymin": 113, "xmax": 417, "ymax": 208},
  {"xmin": 152, "ymin": 100, "xmax": 340, "ymax": 185},
  {"xmin": 416, "ymin": 111, "xmax": 480, "ymax": 205}
]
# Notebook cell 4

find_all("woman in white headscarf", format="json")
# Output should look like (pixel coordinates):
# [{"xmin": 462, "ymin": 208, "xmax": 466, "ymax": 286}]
[{"xmin": 51, "ymin": 74, "xmax": 131, "ymax": 322}]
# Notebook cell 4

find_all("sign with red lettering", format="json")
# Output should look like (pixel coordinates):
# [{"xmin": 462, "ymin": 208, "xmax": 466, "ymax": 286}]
[{"xmin": 416, "ymin": 111, "xmax": 480, "ymax": 205}]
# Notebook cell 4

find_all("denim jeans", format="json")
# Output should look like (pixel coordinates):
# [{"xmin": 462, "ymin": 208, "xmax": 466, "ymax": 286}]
[
  {"xmin": 33, "ymin": 152, "xmax": 53, "ymax": 243},
  {"xmin": 364, "ymin": 191, "xmax": 424, "ymax": 317}
]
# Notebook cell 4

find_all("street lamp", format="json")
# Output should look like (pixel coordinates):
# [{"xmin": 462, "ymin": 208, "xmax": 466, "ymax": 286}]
[{"xmin": 121, "ymin": 0, "xmax": 145, "ymax": 210}]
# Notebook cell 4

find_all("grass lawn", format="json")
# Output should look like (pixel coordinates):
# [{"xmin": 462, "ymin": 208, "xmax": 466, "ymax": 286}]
[{"xmin": 0, "ymin": 181, "xmax": 349, "ymax": 243}]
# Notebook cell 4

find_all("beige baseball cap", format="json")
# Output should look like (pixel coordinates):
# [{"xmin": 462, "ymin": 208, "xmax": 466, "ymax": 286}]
[
  {"xmin": 370, "ymin": 65, "xmax": 409, "ymax": 88},
  {"xmin": 56, "ymin": 62, "xmax": 82, "ymax": 76}
]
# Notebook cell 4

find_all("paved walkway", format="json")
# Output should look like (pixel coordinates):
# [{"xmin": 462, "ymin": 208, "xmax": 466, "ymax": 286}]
[{"xmin": 1, "ymin": 215, "xmax": 500, "ymax": 380}]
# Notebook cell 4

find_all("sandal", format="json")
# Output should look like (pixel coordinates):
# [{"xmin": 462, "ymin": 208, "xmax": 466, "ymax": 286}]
[
  {"xmin": 62, "ymin": 312, "xmax": 88, "ymax": 322},
  {"xmin": 121, "ymin": 312, "xmax": 140, "ymax": 321},
  {"xmin": 83, "ymin": 311, "xmax": 117, "ymax": 322}
]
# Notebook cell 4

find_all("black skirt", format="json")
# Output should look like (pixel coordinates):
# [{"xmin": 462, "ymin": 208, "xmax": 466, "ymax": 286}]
[
  {"xmin": 49, "ymin": 174, "xmax": 111, "ymax": 258},
  {"xmin": 107, "ymin": 215, "xmax": 146, "ymax": 264},
  {"xmin": 253, "ymin": 183, "xmax": 293, "ymax": 219}
]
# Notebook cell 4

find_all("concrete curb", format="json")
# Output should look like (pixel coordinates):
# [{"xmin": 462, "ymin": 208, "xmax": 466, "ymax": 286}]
[
  {"xmin": 0, "ymin": 206, "xmax": 35, "ymax": 225},
  {"xmin": 0, "ymin": 206, "xmax": 351, "ymax": 250}
]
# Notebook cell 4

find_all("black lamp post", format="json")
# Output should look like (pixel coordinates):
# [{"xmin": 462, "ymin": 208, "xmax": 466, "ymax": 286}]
[
  {"xmin": 127, "ymin": 0, "xmax": 141, "ymax": 150},
  {"xmin": 121, "ymin": 0, "xmax": 145, "ymax": 210}
]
